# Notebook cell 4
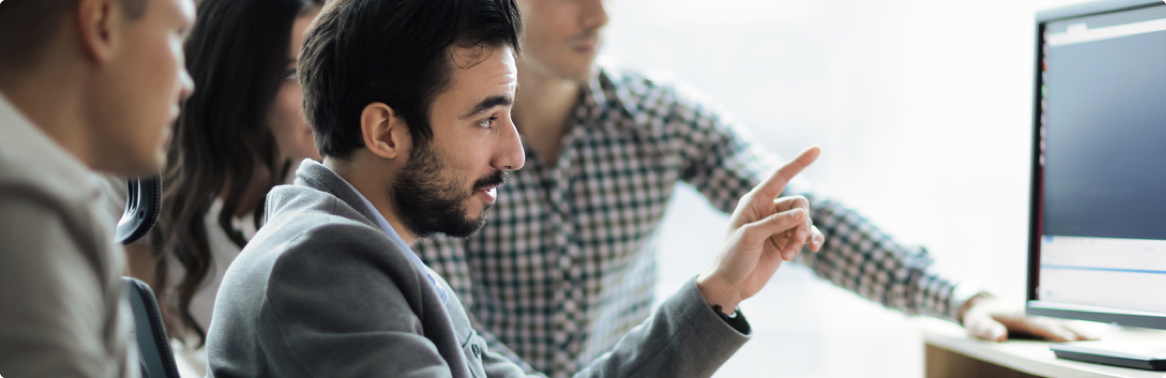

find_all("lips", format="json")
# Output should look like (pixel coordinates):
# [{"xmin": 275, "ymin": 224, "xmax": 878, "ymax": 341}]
[
  {"xmin": 574, "ymin": 40, "xmax": 598, "ymax": 55},
  {"xmin": 477, "ymin": 185, "xmax": 499, "ymax": 203},
  {"xmin": 473, "ymin": 170, "xmax": 507, "ymax": 203}
]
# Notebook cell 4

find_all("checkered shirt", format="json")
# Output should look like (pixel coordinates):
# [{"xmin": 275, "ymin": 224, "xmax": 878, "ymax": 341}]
[{"xmin": 413, "ymin": 65, "xmax": 970, "ymax": 378}]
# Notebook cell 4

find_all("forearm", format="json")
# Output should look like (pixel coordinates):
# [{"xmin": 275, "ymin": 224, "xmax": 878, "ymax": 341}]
[
  {"xmin": 793, "ymin": 194, "xmax": 965, "ymax": 320},
  {"xmin": 572, "ymin": 277, "xmax": 749, "ymax": 378}
]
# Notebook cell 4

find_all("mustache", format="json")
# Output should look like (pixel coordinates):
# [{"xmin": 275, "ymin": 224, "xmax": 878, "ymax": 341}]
[{"xmin": 472, "ymin": 170, "xmax": 507, "ymax": 192}]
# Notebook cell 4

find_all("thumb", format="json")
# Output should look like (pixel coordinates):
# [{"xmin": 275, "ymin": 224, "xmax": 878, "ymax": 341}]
[{"xmin": 968, "ymin": 318, "xmax": 1008, "ymax": 342}]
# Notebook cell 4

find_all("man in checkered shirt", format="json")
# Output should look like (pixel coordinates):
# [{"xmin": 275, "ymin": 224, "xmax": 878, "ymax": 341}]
[{"xmin": 414, "ymin": 0, "xmax": 1091, "ymax": 376}]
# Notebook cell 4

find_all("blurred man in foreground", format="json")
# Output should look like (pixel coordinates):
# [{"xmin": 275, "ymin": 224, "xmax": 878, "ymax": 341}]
[{"xmin": 0, "ymin": 0, "xmax": 194, "ymax": 375}]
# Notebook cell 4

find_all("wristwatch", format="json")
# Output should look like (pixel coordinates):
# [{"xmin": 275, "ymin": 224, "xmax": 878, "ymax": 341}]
[
  {"xmin": 711, "ymin": 304, "xmax": 750, "ymax": 334},
  {"xmin": 711, "ymin": 304, "xmax": 739, "ymax": 321}
]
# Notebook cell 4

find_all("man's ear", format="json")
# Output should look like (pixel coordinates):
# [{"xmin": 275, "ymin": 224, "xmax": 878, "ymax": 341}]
[
  {"xmin": 75, "ymin": 0, "xmax": 123, "ymax": 64},
  {"xmin": 360, "ymin": 102, "xmax": 412, "ymax": 160}
]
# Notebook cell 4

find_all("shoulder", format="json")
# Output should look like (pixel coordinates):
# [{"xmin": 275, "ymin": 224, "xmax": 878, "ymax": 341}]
[
  {"xmin": 0, "ymin": 161, "xmax": 93, "ymax": 218},
  {"xmin": 0, "ymin": 167, "xmax": 110, "ymax": 263},
  {"xmin": 245, "ymin": 208, "xmax": 423, "ymax": 292},
  {"xmin": 0, "ymin": 174, "xmax": 120, "ymax": 319},
  {"xmin": 600, "ymin": 62, "xmax": 723, "ymax": 112},
  {"xmin": 0, "ymin": 194, "xmax": 89, "ymax": 275},
  {"xmin": 0, "ymin": 119, "xmax": 103, "ymax": 212},
  {"xmin": 598, "ymin": 62, "xmax": 739, "ymax": 134}
]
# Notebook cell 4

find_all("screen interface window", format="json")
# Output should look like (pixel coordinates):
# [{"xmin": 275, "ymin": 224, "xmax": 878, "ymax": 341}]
[{"xmin": 1036, "ymin": 4, "xmax": 1166, "ymax": 315}]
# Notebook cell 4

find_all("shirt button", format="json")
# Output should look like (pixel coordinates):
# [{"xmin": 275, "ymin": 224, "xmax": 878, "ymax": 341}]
[{"xmin": 471, "ymin": 344, "xmax": 481, "ymax": 358}]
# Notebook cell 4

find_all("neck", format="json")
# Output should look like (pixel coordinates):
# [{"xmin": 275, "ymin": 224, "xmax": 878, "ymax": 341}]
[
  {"xmin": 323, "ymin": 156, "xmax": 419, "ymax": 245},
  {"xmin": 220, "ymin": 162, "xmax": 275, "ymax": 218},
  {"xmin": 2, "ymin": 64, "xmax": 95, "ymax": 170},
  {"xmin": 513, "ymin": 61, "xmax": 581, "ymax": 163}
]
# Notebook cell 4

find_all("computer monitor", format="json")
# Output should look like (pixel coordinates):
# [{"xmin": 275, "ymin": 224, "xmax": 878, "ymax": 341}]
[{"xmin": 1026, "ymin": 0, "xmax": 1166, "ymax": 369}]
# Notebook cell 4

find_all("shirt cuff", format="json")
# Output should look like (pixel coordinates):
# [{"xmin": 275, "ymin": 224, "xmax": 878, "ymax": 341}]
[{"xmin": 948, "ymin": 280, "xmax": 990, "ymax": 322}]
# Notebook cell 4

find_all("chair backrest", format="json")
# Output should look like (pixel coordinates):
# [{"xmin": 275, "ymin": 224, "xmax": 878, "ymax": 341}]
[
  {"xmin": 116, "ymin": 176, "xmax": 161, "ymax": 245},
  {"xmin": 124, "ymin": 277, "xmax": 181, "ymax": 378}
]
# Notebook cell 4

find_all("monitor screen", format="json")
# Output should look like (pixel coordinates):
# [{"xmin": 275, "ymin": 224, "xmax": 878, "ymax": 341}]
[{"xmin": 1029, "ymin": 0, "xmax": 1166, "ymax": 328}]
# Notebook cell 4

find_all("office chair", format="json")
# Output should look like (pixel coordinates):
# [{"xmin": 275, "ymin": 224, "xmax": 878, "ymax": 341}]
[
  {"xmin": 116, "ymin": 176, "xmax": 161, "ymax": 245},
  {"xmin": 125, "ymin": 277, "xmax": 182, "ymax": 378},
  {"xmin": 117, "ymin": 176, "xmax": 180, "ymax": 378}
]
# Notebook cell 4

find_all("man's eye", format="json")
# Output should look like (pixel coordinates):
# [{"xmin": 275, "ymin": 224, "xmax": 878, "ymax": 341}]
[
  {"xmin": 478, "ymin": 117, "xmax": 498, "ymax": 128},
  {"xmin": 285, "ymin": 69, "xmax": 297, "ymax": 80}
]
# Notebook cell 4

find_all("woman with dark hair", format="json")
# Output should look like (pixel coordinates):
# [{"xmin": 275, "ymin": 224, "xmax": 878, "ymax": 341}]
[{"xmin": 120, "ymin": 0, "xmax": 324, "ymax": 375}]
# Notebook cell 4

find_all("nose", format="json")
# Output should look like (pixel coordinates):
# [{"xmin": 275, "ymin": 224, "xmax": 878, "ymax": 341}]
[
  {"xmin": 582, "ymin": 0, "xmax": 609, "ymax": 31},
  {"xmin": 495, "ymin": 114, "xmax": 525, "ymax": 172},
  {"xmin": 178, "ymin": 67, "xmax": 195, "ymax": 102}
]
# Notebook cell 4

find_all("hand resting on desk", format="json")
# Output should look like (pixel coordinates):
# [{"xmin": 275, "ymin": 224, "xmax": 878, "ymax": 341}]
[{"xmin": 961, "ymin": 294, "xmax": 1096, "ymax": 342}]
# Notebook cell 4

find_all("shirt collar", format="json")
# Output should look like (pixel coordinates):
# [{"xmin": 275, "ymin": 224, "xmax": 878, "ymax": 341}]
[
  {"xmin": 0, "ymin": 91, "xmax": 101, "ymax": 198},
  {"xmin": 322, "ymin": 165, "xmax": 414, "ymax": 254},
  {"xmin": 581, "ymin": 61, "xmax": 646, "ymax": 130},
  {"xmin": 315, "ymin": 164, "xmax": 451, "ymax": 304}
]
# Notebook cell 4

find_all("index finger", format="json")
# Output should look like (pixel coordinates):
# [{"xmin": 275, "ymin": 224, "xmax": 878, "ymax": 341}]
[{"xmin": 755, "ymin": 146, "xmax": 820, "ymax": 199}]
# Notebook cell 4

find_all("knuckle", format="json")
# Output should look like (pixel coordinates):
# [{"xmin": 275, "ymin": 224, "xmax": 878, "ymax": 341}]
[{"xmin": 789, "ymin": 208, "xmax": 806, "ymax": 219}]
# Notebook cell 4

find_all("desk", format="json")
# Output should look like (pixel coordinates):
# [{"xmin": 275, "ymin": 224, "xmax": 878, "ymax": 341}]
[{"xmin": 919, "ymin": 318, "xmax": 1166, "ymax": 378}]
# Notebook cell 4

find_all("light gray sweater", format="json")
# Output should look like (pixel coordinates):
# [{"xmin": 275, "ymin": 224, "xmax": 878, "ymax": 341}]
[{"xmin": 0, "ymin": 93, "xmax": 137, "ymax": 378}]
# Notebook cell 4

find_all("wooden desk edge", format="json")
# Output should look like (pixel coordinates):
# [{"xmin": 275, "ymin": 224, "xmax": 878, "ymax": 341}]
[{"xmin": 916, "ymin": 318, "xmax": 1166, "ymax": 378}]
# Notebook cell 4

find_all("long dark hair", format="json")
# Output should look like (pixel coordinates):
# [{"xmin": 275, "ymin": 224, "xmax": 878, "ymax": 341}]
[{"xmin": 152, "ymin": 0, "xmax": 323, "ymax": 347}]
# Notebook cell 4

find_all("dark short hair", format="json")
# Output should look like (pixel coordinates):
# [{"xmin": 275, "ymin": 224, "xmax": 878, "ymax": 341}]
[
  {"xmin": 298, "ymin": 0, "xmax": 522, "ymax": 159},
  {"xmin": 0, "ymin": 0, "xmax": 147, "ymax": 75}
]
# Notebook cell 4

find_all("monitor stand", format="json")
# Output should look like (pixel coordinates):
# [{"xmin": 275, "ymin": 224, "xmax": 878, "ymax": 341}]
[{"xmin": 1051, "ymin": 341, "xmax": 1166, "ymax": 371}]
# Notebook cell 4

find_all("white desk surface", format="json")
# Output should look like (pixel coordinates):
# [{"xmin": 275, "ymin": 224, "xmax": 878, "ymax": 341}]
[{"xmin": 918, "ymin": 318, "xmax": 1166, "ymax": 378}]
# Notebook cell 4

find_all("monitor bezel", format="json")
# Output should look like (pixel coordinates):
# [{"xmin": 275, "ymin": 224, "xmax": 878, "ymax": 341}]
[{"xmin": 1026, "ymin": 0, "xmax": 1166, "ymax": 330}]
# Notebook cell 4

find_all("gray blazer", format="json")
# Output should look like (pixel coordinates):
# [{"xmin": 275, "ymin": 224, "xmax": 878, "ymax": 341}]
[{"xmin": 206, "ymin": 160, "xmax": 749, "ymax": 378}]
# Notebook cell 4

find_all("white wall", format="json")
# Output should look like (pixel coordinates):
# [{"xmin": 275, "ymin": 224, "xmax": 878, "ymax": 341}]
[{"xmin": 602, "ymin": 0, "xmax": 1094, "ymax": 376}]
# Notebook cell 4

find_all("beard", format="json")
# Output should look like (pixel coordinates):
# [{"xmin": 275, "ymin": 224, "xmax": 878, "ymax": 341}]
[{"xmin": 391, "ymin": 141, "xmax": 506, "ymax": 239}]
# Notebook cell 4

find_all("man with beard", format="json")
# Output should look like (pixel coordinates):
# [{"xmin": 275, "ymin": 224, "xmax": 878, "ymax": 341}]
[
  {"xmin": 205, "ymin": 0, "xmax": 826, "ymax": 376},
  {"xmin": 413, "ymin": 1, "xmax": 1092, "ymax": 376}
]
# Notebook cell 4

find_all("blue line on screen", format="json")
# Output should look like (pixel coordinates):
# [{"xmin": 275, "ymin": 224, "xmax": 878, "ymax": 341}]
[{"xmin": 1041, "ymin": 264, "xmax": 1166, "ymax": 275}]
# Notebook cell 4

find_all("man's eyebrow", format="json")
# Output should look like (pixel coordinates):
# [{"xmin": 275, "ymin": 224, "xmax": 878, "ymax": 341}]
[{"xmin": 459, "ymin": 95, "xmax": 513, "ymax": 119}]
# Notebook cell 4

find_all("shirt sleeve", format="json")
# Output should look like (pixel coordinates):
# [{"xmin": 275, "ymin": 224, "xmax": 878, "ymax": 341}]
[
  {"xmin": 665, "ymin": 82, "xmax": 970, "ymax": 321},
  {"xmin": 482, "ymin": 278, "xmax": 751, "ymax": 378},
  {"xmin": 569, "ymin": 277, "xmax": 750, "ymax": 378}
]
